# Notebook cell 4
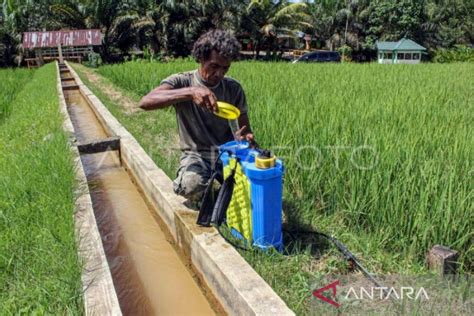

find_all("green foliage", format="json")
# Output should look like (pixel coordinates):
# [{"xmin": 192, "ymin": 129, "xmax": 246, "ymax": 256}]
[
  {"xmin": 433, "ymin": 45, "xmax": 474, "ymax": 63},
  {"xmin": 85, "ymin": 51, "xmax": 103, "ymax": 68},
  {"xmin": 0, "ymin": 64, "xmax": 83, "ymax": 313},
  {"xmin": 1, "ymin": 0, "xmax": 473, "ymax": 65},
  {"xmin": 306, "ymin": 0, "xmax": 473, "ymax": 59},
  {"xmin": 142, "ymin": 45, "xmax": 154, "ymax": 61},
  {"xmin": 337, "ymin": 44, "xmax": 352, "ymax": 61},
  {"xmin": 242, "ymin": 0, "xmax": 311, "ymax": 56},
  {"xmin": 365, "ymin": 0, "xmax": 424, "ymax": 47},
  {"xmin": 422, "ymin": 0, "xmax": 474, "ymax": 49},
  {"xmin": 0, "ymin": 28, "xmax": 16, "ymax": 66}
]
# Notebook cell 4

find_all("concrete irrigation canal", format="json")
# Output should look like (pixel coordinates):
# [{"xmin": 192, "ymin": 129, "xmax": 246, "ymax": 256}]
[{"xmin": 56, "ymin": 62, "xmax": 293, "ymax": 315}]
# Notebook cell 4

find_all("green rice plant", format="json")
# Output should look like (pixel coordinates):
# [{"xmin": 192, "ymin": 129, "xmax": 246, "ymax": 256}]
[
  {"xmin": 0, "ymin": 64, "xmax": 83, "ymax": 314},
  {"xmin": 96, "ymin": 60, "xmax": 473, "ymax": 272},
  {"xmin": 98, "ymin": 59, "xmax": 197, "ymax": 97},
  {"xmin": 0, "ymin": 68, "xmax": 33, "ymax": 123},
  {"xmin": 232, "ymin": 62, "xmax": 473, "ymax": 273}
]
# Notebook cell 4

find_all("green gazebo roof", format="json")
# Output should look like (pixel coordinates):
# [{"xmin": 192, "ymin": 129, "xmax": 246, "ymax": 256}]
[{"xmin": 376, "ymin": 38, "xmax": 426, "ymax": 51}]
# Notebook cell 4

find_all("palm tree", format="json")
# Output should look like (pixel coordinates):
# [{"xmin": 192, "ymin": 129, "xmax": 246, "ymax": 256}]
[
  {"xmin": 48, "ymin": 0, "xmax": 87, "ymax": 29},
  {"xmin": 421, "ymin": 0, "xmax": 474, "ymax": 49},
  {"xmin": 163, "ymin": 1, "xmax": 206, "ymax": 56},
  {"xmin": 48, "ymin": 0, "xmax": 134, "ymax": 61},
  {"xmin": 333, "ymin": 0, "xmax": 370, "ymax": 51},
  {"xmin": 2, "ymin": 0, "xmax": 53, "ymax": 65},
  {"xmin": 243, "ymin": 0, "xmax": 311, "ymax": 59},
  {"xmin": 198, "ymin": 0, "xmax": 244, "ymax": 31},
  {"xmin": 306, "ymin": 0, "xmax": 369, "ymax": 51},
  {"xmin": 108, "ymin": 0, "xmax": 165, "ymax": 56}
]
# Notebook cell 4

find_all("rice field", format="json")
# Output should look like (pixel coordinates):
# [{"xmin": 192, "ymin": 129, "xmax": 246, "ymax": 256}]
[
  {"xmin": 72, "ymin": 60, "xmax": 473, "ymax": 313},
  {"xmin": 0, "ymin": 64, "xmax": 83, "ymax": 313},
  {"xmin": 97, "ymin": 60, "xmax": 473, "ymax": 272}
]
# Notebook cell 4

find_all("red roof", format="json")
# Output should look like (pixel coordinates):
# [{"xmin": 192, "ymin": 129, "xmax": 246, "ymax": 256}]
[{"xmin": 23, "ymin": 29, "xmax": 102, "ymax": 49}]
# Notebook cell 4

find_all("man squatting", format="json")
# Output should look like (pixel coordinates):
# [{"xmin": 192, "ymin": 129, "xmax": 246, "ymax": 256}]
[{"xmin": 139, "ymin": 29, "xmax": 256, "ymax": 204}]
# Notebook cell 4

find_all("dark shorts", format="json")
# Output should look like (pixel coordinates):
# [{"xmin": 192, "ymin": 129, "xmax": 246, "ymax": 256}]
[{"xmin": 173, "ymin": 153, "xmax": 222, "ymax": 202}]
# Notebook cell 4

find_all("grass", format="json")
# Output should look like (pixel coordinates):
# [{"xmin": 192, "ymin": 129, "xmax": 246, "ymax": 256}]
[
  {"xmin": 0, "ymin": 63, "xmax": 83, "ymax": 314},
  {"xmin": 73, "ymin": 60, "xmax": 473, "ymax": 314},
  {"xmin": 0, "ymin": 68, "xmax": 33, "ymax": 124}
]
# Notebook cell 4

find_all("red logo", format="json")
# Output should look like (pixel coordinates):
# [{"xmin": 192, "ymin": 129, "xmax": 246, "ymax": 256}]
[{"xmin": 312, "ymin": 280, "xmax": 340, "ymax": 308}]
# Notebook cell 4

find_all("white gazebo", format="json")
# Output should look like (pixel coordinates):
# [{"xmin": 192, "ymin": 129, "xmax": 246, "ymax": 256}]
[{"xmin": 376, "ymin": 38, "xmax": 426, "ymax": 64}]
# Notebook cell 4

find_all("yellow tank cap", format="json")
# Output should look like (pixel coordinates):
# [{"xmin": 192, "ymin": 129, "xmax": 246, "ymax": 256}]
[
  {"xmin": 215, "ymin": 101, "xmax": 240, "ymax": 120},
  {"xmin": 255, "ymin": 152, "xmax": 276, "ymax": 169}
]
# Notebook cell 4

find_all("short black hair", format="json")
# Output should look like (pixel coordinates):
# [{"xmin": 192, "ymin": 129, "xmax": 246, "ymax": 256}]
[{"xmin": 192, "ymin": 29, "xmax": 241, "ymax": 62}]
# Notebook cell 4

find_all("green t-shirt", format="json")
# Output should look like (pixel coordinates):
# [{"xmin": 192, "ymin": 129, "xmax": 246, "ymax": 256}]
[{"xmin": 161, "ymin": 70, "xmax": 248, "ymax": 161}]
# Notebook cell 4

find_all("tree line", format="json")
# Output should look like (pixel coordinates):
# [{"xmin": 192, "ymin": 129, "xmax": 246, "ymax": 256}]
[{"xmin": 0, "ymin": 0, "xmax": 472, "ymax": 66}]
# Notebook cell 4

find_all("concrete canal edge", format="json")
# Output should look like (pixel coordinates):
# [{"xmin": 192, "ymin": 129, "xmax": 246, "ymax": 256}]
[
  {"xmin": 56, "ymin": 63, "xmax": 122, "ymax": 315},
  {"xmin": 65, "ymin": 61, "xmax": 295, "ymax": 315}
]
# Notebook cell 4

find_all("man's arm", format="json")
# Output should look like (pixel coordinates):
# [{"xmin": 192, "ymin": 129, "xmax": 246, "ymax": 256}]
[
  {"xmin": 139, "ymin": 84, "xmax": 218, "ymax": 111},
  {"xmin": 139, "ymin": 84, "xmax": 193, "ymax": 110}
]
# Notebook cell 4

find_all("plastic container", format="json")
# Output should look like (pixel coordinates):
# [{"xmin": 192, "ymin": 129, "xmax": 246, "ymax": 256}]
[{"xmin": 219, "ymin": 141, "xmax": 284, "ymax": 250}]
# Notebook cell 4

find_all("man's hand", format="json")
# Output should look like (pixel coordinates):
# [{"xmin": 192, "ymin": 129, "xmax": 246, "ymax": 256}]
[
  {"xmin": 244, "ymin": 133, "xmax": 257, "ymax": 148},
  {"xmin": 191, "ymin": 86, "xmax": 218, "ymax": 112},
  {"xmin": 235, "ymin": 125, "xmax": 258, "ymax": 148}
]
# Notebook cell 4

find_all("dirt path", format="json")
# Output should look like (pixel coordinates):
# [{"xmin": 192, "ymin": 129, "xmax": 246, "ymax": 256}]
[{"xmin": 74, "ymin": 64, "xmax": 138, "ymax": 114}]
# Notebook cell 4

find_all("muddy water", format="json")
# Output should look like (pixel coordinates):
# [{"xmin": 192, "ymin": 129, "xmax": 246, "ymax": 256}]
[
  {"xmin": 64, "ymin": 89, "xmax": 108, "ymax": 142},
  {"xmin": 64, "ymin": 87, "xmax": 216, "ymax": 315},
  {"xmin": 60, "ymin": 71, "xmax": 73, "ymax": 79}
]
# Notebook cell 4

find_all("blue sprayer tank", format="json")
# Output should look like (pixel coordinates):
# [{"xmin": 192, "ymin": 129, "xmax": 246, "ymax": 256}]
[{"xmin": 219, "ymin": 140, "xmax": 284, "ymax": 250}]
